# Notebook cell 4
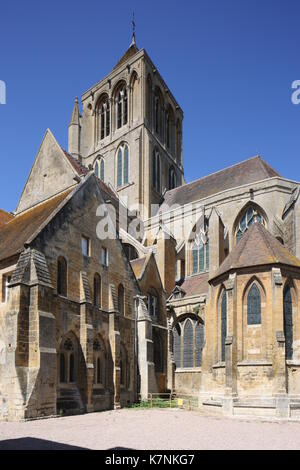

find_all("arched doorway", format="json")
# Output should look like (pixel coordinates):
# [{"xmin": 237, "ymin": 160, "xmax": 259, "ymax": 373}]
[{"xmin": 57, "ymin": 332, "xmax": 86, "ymax": 415}]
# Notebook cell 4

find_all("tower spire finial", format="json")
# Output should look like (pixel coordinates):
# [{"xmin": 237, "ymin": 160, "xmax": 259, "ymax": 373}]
[{"xmin": 131, "ymin": 11, "xmax": 136, "ymax": 45}]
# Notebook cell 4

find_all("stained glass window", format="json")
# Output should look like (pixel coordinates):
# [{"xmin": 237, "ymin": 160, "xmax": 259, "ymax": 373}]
[
  {"xmin": 221, "ymin": 292, "xmax": 227, "ymax": 362},
  {"xmin": 183, "ymin": 320, "xmax": 194, "ymax": 368},
  {"xmin": 173, "ymin": 324, "xmax": 181, "ymax": 368},
  {"xmin": 284, "ymin": 286, "xmax": 293, "ymax": 360},
  {"xmin": 117, "ymin": 145, "xmax": 129, "ymax": 188},
  {"xmin": 247, "ymin": 284, "xmax": 261, "ymax": 325},
  {"xmin": 236, "ymin": 206, "xmax": 265, "ymax": 243}
]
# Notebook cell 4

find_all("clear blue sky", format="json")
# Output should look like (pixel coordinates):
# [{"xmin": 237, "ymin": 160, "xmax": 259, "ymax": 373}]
[{"xmin": 0, "ymin": 0, "xmax": 299, "ymax": 212}]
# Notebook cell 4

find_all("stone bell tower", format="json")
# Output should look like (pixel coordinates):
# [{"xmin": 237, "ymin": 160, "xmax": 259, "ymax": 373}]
[{"xmin": 67, "ymin": 34, "xmax": 185, "ymax": 220}]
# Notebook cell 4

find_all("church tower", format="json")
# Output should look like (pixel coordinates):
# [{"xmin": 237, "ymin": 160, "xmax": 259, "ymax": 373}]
[{"xmin": 68, "ymin": 35, "xmax": 184, "ymax": 220}]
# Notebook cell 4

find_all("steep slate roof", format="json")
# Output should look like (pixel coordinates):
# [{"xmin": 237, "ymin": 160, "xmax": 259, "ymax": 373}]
[
  {"xmin": 0, "ymin": 188, "xmax": 74, "ymax": 262},
  {"xmin": 62, "ymin": 149, "xmax": 89, "ymax": 176},
  {"xmin": 181, "ymin": 272, "xmax": 209, "ymax": 297},
  {"xmin": 160, "ymin": 156, "xmax": 280, "ymax": 211},
  {"xmin": 113, "ymin": 42, "xmax": 139, "ymax": 70},
  {"xmin": 211, "ymin": 222, "xmax": 300, "ymax": 281},
  {"xmin": 0, "ymin": 209, "xmax": 14, "ymax": 229}
]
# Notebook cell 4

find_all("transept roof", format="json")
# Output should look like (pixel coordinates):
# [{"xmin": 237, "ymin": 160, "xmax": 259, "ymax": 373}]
[{"xmin": 160, "ymin": 156, "xmax": 281, "ymax": 211}]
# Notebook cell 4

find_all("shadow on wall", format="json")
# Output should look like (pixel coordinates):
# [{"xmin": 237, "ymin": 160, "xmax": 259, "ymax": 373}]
[{"xmin": 0, "ymin": 437, "xmax": 89, "ymax": 450}]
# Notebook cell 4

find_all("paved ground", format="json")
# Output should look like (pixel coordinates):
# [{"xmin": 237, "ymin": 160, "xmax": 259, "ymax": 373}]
[{"xmin": 0, "ymin": 409, "xmax": 299, "ymax": 450}]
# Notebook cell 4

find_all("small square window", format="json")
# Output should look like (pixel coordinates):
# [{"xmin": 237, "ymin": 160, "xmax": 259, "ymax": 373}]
[
  {"xmin": 82, "ymin": 236, "xmax": 90, "ymax": 257},
  {"xmin": 101, "ymin": 247, "xmax": 108, "ymax": 267}
]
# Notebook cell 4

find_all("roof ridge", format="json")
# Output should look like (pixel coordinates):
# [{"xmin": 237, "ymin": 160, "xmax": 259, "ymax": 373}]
[
  {"xmin": 165, "ymin": 155, "xmax": 265, "ymax": 195},
  {"xmin": 256, "ymin": 156, "xmax": 280, "ymax": 178},
  {"xmin": 257, "ymin": 223, "xmax": 279, "ymax": 262}
]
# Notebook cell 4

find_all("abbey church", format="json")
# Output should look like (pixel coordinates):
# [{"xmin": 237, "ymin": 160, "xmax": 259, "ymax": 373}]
[{"xmin": 0, "ymin": 35, "xmax": 300, "ymax": 421}]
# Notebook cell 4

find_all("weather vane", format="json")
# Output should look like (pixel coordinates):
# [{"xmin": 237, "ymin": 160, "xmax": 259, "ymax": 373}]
[{"xmin": 132, "ymin": 11, "xmax": 136, "ymax": 44}]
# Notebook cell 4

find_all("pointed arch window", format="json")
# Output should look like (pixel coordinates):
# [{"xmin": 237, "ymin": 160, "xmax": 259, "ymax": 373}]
[
  {"xmin": 117, "ymin": 144, "xmax": 129, "ymax": 188},
  {"xmin": 118, "ymin": 283, "xmax": 125, "ymax": 315},
  {"xmin": 152, "ymin": 150, "xmax": 161, "ymax": 193},
  {"xmin": 93, "ymin": 337, "xmax": 105, "ymax": 386},
  {"xmin": 192, "ymin": 240, "xmax": 209, "ymax": 274},
  {"xmin": 247, "ymin": 284, "xmax": 261, "ymax": 325},
  {"xmin": 183, "ymin": 320, "xmax": 194, "ymax": 368},
  {"xmin": 93, "ymin": 273, "xmax": 101, "ymax": 308},
  {"xmin": 176, "ymin": 119, "xmax": 182, "ymax": 164},
  {"xmin": 221, "ymin": 292, "xmax": 227, "ymax": 362},
  {"xmin": 57, "ymin": 257, "xmax": 67, "ymax": 297},
  {"xmin": 284, "ymin": 286, "xmax": 293, "ymax": 360},
  {"xmin": 169, "ymin": 166, "xmax": 176, "ymax": 190},
  {"xmin": 116, "ymin": 84, "xmax": 128, "ymax": 129},
  {"xmin": 235, "ymin": 206, "xmax": 266, "ymax": 244},
  {"xmin": 146, "ymin": 75, "xmax": 152, "ymax": 124},
  {"xmin": 97, "ymin": 95, "xmax": 110, "ymax": 140},
  {"xmin": 173, "ymin": 323, "xmax": 182, "ymax": 368},
  {"xmin": 173, "ymin": 317, "xmax": 205, "ymax": 369},
  {"xmin": 59, "ymin": 336, "xmax": 77, "ymax": 384},
  {"xmin": 120, "ymin": 343, "xmax": 129, "ymax": 388},
  {"xmin": 95, "ymin": 157, "xmax": 105, "ymax": 182},
  {"xmin": 195, "ymin": 321, "xmax": 205, "ymax": 367},
  {"xmin": 154, "ymin": 88, "xmax": 164, "ymax": 138}
]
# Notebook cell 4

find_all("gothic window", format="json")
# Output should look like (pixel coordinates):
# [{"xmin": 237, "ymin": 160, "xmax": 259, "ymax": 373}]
[
  {"xmin": 176, "ymin": 119, "xmax": 182, "ymax": 164},
  {"xmin": 173, "ymin": 317, "xmax": 205, "ymax": 369},
  {"xmin": 169, "ymin": 166, "xmax": 176, "ymax": 190},
  {"xmin": 154, "ymin": 88, "xmax": 164, "ymax": 138},
  {"xmin": 93, "ymin": 273, "xmax": 101, "ymax": 308},
  {"xmin": 93, "ymin": 337, "xmax": 105, "ymax": 386},
  {"xmin": 235, "ymin": 206, "xmax": 265, "ymax": 244},
  {"xmin": 95, "ymin": 157, "xmax": 105, "ymax": 181},
  {"xmin": 131, "ymin": 72, "xmax": 140, "ymax": 122},
  {"xmin": 152, "ymin": 150, "xmax": 161, "ymax": 193},
  {"xmin": 195, "ymin": 321, "xmax": 205, "ymax": 367},
  {"xmin": 117, "ymin": 144, "xmax": 129, "ymax": 188},
  {"xmin": 116, "ymin": 84, "xmax": 128, "ymax": 129},
  {"xmin": 57, "ymin": 257, "xmax": 67, "ymax": 297},
  {"xmin": 96, "ymin": 95, "xmax": 110, "ymax": 140},
  {"xmin": 59, "ymin": 335, "xmax": 77, "ymax": 384},
  {"xmin": 60, "ymin": 353, "xmax": 66, "ymax": 383},
  {"xmin": 69, "ymin": 353, "xmax": 75, "ymax": 382},
  {"xmin": 247, "ymin": 284, "xmax": 261, "ymax": 325},
  {"xmin": 120, "ymin": 343, "xmax": 129, "ymax": 388},
  {"xmin": 166, "ymin": 105, "xmax": 175, "ymax": 152},
  {"xmin": 118, "ymin": 283, "xmax": 125, "ymax": 315},
  {"xmin": 146, "ymin": 75, "xmax": 152, "ymax": 125},
  {"xmin": 153, "ymin": 329, "xmax": 164, "ymax": 373},
  {"xmin": 221, "ymin": 291, "xmax": 227, "ymax": 362},
  {"xmin": 192, "ymin": 240, "xmax": 209, "ymax": 274},
  {"xmin": 284, "ymin": 286, "xmax": 293, "ymax": 360},
  {"xmin": 123, "ymin": 243, "xmax": 138, "ymax": 261},
  {"xmin": 173, "ymin": 323, "xmax": 182, "ymax": 368},
  {"xmin": 183, "ymin": 319, "xmax": 194, "ymax": 367},
  {"xmin": 147, "ymin": 289, "xmax": 159, "ymax": 320}
]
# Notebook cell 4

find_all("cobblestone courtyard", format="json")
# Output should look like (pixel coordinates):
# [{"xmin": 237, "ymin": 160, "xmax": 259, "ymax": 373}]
[{"xmin": 0, "ymin": 409, "xmax": 299, "ymax": 450}]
